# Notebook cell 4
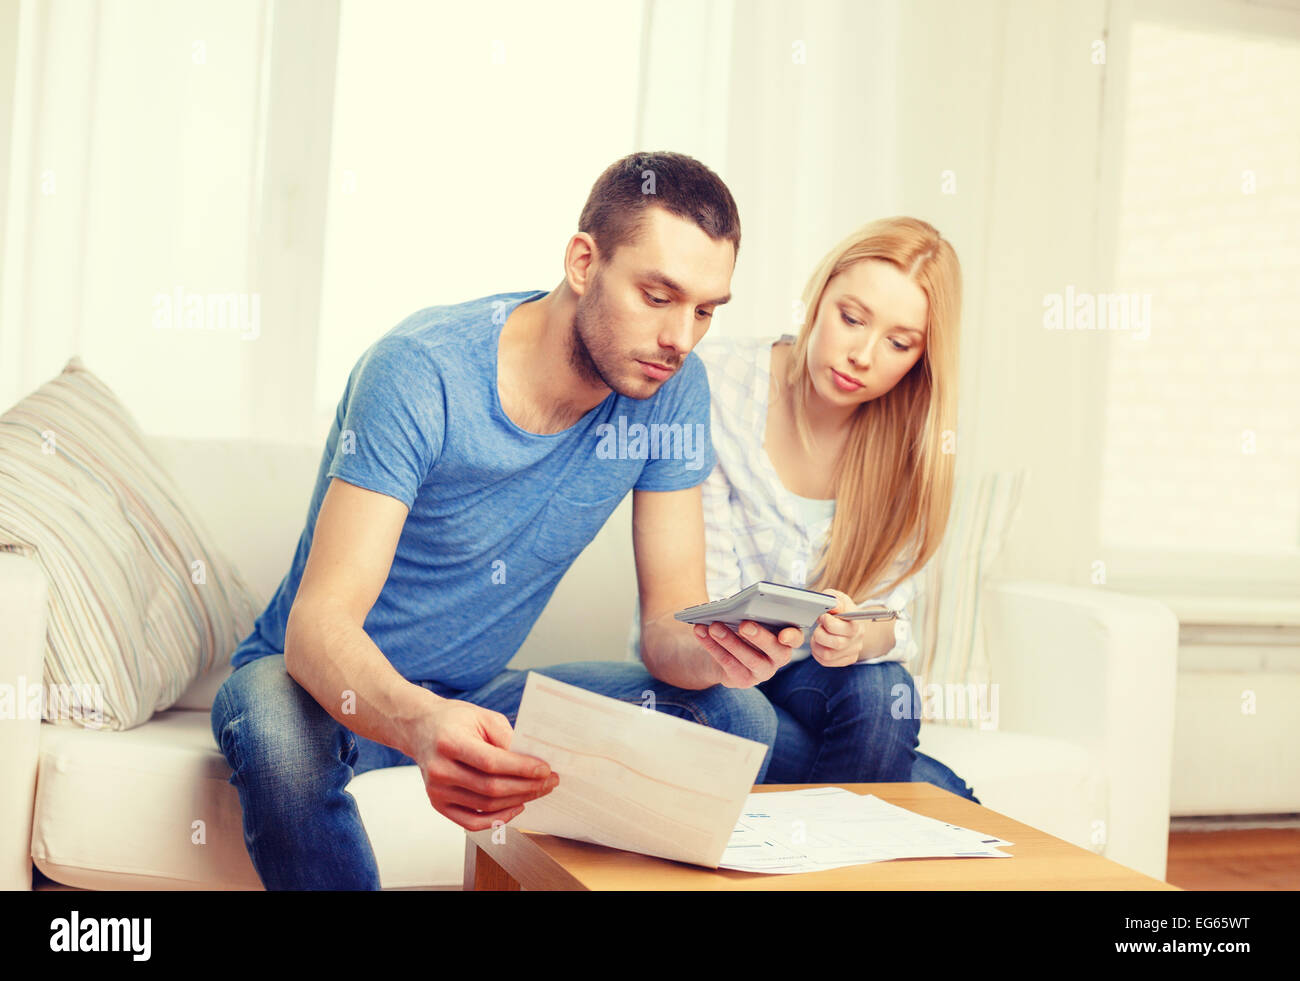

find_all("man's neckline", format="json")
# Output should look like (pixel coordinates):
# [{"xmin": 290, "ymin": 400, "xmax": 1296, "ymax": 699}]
[{"xmin": 491, "ymin": 290, "xmax": 616, "ymax": 439}]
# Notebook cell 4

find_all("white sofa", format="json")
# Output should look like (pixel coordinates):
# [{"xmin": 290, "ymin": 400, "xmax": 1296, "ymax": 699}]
[{"xmin": 1, "ymin": 436, "xmax": 1180, "ymax": 890}]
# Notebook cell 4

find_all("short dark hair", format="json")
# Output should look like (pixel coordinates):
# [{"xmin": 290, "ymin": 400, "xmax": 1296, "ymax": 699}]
[{"xmin": 577, "ymin": 151, "xmax": 741, "ymax": 265}]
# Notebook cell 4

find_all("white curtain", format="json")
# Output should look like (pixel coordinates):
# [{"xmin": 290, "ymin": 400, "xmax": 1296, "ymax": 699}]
[
  {"xmin": 3, "ymin": 0, "xmax": 1293, "ymax": 596},
  {"xmin": 637, "ymin": 0, "xmax": 1114, "ymax": 587},
  {"xmin": 1, "ymin": 0, "xmax": 274, "ymax": 437}
]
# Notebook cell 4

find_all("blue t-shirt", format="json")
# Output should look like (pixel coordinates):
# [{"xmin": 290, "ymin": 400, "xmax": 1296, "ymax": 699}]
[{"xmin": 229, "ymin": 289, "xmax": 715, "ymax": 693}]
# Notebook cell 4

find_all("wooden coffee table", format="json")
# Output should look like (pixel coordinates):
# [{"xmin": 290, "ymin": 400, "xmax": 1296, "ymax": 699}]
[{"xmin": 463, "ymin": 782, "xmax": 1177, "ymax": 890}]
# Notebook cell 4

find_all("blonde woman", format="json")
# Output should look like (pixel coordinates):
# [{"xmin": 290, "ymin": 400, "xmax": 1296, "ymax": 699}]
[{"xmin": 634, "ymin": 216, "xmax": 976, "ymax": 796}]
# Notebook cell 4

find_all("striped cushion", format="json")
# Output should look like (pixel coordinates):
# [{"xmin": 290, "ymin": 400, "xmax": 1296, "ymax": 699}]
[
  {"xmin": 909, "ymin": 469, "xmax": 1027, "ymax": 728},
  {"xmin": 0, "ymin": 357, "xmax": 257, "ymax": 731}
]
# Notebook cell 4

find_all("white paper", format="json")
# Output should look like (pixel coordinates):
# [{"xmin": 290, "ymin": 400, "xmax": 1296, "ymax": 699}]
[
  {"xmin": 719, "ymin": 787, "xmax": 1014, "ymax": 874},
  {"xmin": 509, "ymin": 672, "xmax": 768, "ymax": 868}
]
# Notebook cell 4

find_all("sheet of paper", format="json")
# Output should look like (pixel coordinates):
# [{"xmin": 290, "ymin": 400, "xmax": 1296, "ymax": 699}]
[
  {"xmin": 719, "ymin": 787, "xmax": 1014, "ymax": 874},
  {"xmin": 509, "ymin": 672, "xmax": 768, "ymax": 869}
]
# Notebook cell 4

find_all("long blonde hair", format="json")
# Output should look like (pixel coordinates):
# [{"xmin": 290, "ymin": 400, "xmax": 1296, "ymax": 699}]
[{"xmin": 786, "ymin": 216, "xmax": 961, "ymax": 603}]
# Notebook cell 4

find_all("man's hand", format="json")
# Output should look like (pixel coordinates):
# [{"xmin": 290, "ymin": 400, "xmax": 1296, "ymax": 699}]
[
  {"xmin": 405, "ymin": 698, "xmax": 559, "ymax": 832},
  {"xmin": 690, "ymin": 620, "xmax": 804, "ymax": 688}
]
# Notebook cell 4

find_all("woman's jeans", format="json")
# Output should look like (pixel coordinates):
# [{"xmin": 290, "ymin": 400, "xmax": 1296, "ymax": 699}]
[
  {"xmin": 210, "ymin": 655, "xmax": 780, "ymax": 890},
  {"xmin": 756, "ymin": 657, "xmax": 980, "ymax": 802}
]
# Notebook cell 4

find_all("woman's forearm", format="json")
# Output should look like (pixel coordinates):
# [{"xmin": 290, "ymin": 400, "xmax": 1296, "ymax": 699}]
[{"xmin": 855, "ymin": 618, "xmax": 902, "ymax": 662}]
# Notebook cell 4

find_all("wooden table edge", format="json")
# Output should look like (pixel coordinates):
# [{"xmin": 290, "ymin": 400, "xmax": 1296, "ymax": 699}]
[{"xmin": 463, "ymin": 783, "xmax": 1177, "ymax": 891}]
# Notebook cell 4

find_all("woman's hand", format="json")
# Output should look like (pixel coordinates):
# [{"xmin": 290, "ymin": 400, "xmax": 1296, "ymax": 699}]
[{"xmin": 810, "ymin": 588, "xmax": 871, "ymax": 667}]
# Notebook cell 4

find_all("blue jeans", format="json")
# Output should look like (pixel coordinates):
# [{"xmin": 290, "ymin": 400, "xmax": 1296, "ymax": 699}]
[
  {"xmin": 756, "ymin": 657, "xmax": 979, "ymax": 803},
  {"xmin": 209, "ymin": 654, "xmax": 779, "ymax": 890}
]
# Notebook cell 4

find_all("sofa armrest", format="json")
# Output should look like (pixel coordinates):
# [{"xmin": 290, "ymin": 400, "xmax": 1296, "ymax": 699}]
[
  {"xmin": 981, "ymin": 579, "xmax": 1179, "ymax": 881},
  {"xmin": 0, "ymin": 552, "xmax": 50, "ymax": 890}
]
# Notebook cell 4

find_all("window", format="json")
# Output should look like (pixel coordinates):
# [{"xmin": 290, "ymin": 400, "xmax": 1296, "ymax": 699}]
[
  {"xmin": 1097, "ymin": 5, "xmax": 1300, "ymax": 594},
  {"xmin": 313, "ymin": 0, "xmax": 645, "ymax": 435}
]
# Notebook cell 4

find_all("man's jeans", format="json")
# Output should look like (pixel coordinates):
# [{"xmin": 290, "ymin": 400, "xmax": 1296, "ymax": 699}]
[
  {"xmin": 210, "ymin": 655, "xmax": 780, "ymax": 890},
  {"xmin": 756, "ymin": 657, "xmax": 980, "ymax": 802}
]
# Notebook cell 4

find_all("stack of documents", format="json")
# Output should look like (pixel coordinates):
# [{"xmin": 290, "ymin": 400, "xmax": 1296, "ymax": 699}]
[
  {"xmin": 510, "ymin": 673, "xmax": 1012, "ymax": 874},
  {"xmin": 720, "ymin": 786, "xmax": 1012, "ymax": 874}
]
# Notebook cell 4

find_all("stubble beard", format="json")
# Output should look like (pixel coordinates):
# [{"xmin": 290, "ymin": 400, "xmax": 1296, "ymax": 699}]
[{"xmin": 570, "ymin": 274, "xmax": 624, "ymax": 392}]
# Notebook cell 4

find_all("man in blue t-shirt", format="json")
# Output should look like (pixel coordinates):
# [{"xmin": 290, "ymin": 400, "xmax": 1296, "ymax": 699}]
[{"xmin": 210, "ymin": 152, "xmax": 807, "ymax": 890}]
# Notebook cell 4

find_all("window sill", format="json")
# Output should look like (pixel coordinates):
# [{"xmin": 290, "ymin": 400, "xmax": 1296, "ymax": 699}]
[{"xmin": 1105, "ymin": 588, "xmax": 1300, "ymax": 630}]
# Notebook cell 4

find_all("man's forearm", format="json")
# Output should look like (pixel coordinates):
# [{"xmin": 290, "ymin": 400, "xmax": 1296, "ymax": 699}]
[
  {"xmin": 640, "ymin": 613, "xmax": 727, "ymax": 690},
  {"xmin": 283, "ymin": 599, "xmax": 441, "ymax": 759}
]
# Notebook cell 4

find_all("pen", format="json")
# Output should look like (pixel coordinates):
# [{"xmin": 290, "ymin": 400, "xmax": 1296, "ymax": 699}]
[{"xmin": 834, "ymin": 608, "xmax": 898, "ymax": 622}]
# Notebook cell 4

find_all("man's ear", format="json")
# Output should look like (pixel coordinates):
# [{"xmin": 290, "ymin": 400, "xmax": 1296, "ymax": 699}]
[{"xmin": 563, "ymin": 232, "xmax": 598, "ymax": 297}]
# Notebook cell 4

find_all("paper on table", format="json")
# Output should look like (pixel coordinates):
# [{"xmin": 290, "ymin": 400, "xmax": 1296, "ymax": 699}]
[
  {"xmin": 719, "ymin": 787, "xmax": 1014, "ymax": 874},
  {"xmin": 508, "ymin": 672, "xmax": 768, "ymax": 869}
]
